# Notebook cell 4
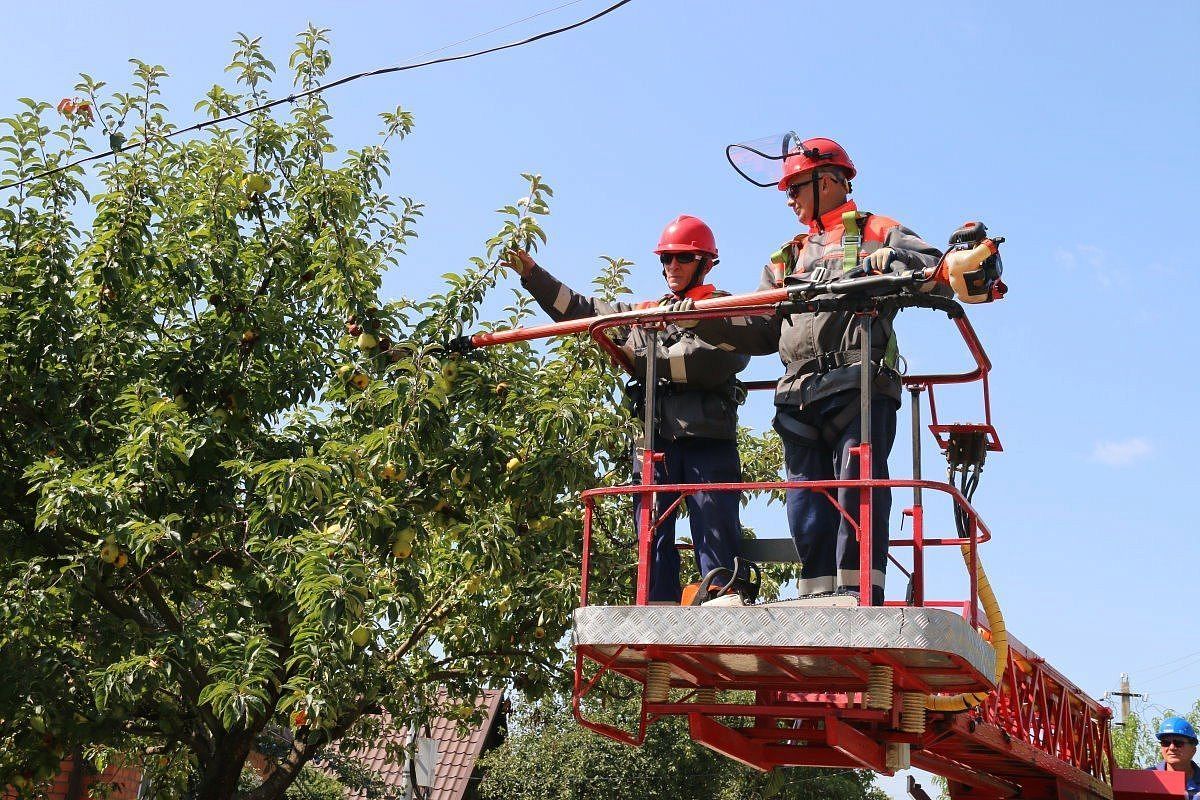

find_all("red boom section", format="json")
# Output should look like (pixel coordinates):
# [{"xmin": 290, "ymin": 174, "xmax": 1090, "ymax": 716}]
[
  {"xmin": 916, "ymin": 636, "xmax": 1117, "ymax": 799},
  {"xmin": 465, "ymin": 294, "xmax": 1168, "ymax": 799}
]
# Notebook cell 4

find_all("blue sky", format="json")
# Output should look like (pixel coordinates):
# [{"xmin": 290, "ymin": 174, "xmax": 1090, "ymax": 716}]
[{"xmin": 5, "ymin": 0, "xmax": 1199, "ymax": 791}]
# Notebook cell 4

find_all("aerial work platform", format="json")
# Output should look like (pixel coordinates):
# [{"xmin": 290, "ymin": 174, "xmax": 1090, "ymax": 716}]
[
  {"xmin": 466, "ymin": 270, "xmax": 1167, "ymax": 797},
  {"xmin": 574, "ymin": 604, "xmax": 995, "ymax": 698}
]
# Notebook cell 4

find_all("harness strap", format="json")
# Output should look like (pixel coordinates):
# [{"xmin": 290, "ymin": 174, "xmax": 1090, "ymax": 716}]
[
  {"xmin": 775, "ymin": 411, "xmax": 823, "ymax": 444},
  {"xmin": 841, "ymin": 210, "xmax": 862, "ymax": 273},
  {"xmin": 625, "ymin": 377, "xmax": 743, "ymax": 404},
  {"xmin": 787, "ymin": 348, "xmax": 881, "ymax": 377},
  {"xmin": 776, "ymin": 404, "xmax": 862, "ymax": 447},
  {"xmin": 823, "ymin": 401, "xmax": 863, "ymax": 446}
]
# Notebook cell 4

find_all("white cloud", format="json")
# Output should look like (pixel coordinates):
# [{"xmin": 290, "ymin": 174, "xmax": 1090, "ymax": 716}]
[{"xmin": 1091, "ymin": 437, "xmax": 1152, "ymax": 467}]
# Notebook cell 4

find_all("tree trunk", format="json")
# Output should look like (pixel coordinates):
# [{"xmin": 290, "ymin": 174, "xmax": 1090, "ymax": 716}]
[
  {"xmin": 65, "ymin": 747, "xmax": 84, "ymax": 800},
  {"xmin": 193, "ymin": 735, "xmax": 254, "ymax": 800}
]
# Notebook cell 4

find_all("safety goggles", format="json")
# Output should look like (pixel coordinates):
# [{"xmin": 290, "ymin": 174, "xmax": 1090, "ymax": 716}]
[
  {"xmin": 785, "ymin": 175, "xmax": 825, "ymax": 200},
  {"xmin": 1160, "ymin": 737, "xmax": 1195, "ymax": 749},
  {"xmin": 659, "ymin": 252, "xmax": 702, "ymax": 266}
]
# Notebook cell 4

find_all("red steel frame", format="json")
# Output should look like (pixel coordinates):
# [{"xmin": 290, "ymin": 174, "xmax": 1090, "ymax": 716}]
[
  {"xmin": 578, "ymin": 298, "xmax": 998, "ymax": 613},
  {"xmin": 469, "ymin": 292, "xmax": 1129, "ymax": 799}
]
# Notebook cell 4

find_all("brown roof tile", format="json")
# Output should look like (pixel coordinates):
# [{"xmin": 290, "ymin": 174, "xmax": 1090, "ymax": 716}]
[{"xmin": 346, "ymin": 689, "xmax": 504, "ymax": 800}]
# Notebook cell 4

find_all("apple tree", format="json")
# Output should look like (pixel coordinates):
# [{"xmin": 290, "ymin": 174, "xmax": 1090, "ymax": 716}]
[{"xmin": 0, "ymin": 28, "xmax": 641, "ymax": 800}]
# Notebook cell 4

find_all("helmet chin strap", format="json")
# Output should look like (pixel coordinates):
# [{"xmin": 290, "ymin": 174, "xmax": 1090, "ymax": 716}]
[{"xmin": 811, "ymin": 175, "xmax": 824, "ymax": 233}]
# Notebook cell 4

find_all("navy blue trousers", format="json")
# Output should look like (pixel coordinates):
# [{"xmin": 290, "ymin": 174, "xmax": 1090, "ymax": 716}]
[
  {"xmin": 779, "ymin": 395, "xmax": 897, "ymax": 605},
  {"xmin": 632, "ymin": 437, "xmax": 743, "ymax": 603}
]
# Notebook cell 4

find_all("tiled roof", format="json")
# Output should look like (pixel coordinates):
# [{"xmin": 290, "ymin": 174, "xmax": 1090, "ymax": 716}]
[{"xmin": 347, "ymin": 689, "xmax": 504, "ymax": 800}]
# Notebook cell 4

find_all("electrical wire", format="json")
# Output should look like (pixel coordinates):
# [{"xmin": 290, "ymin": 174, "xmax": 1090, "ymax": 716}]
[
  {"xmin": 404, "ymin": 0, "xmax": 586, "ymax": 61},
  {"xmin": 0, "ymin": 0, "xmax": 634, "ymax": 192},
  {"xmin": 1128, "ymin": 650, "xmax": 1200, "ymax": 677},
  {"xmin": 1136, "ymin": 657, "xmax": 1200, "ymax": 685},
  {"xmin": 1144, "ymin": 681, "xmax": 1200, "ymax": 697}
]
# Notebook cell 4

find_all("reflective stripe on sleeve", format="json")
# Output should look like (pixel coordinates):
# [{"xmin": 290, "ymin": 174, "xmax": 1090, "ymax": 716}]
[
  {"xmin": 669, "ymin": 352, "xmax": 688, "ymax": 382},
  {"xmin": 552, "ymin": 285, "xmax": 572, "ymax": 315}
]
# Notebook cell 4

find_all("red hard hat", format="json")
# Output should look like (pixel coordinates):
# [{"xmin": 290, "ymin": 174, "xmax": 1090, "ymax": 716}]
[
  {"xmin": 654, "ymin": 215, "xmax": 717, "ymax": 257},
  {"xmin": 777, "ymin": 137, "xmax": 857, "ymax": 190}
]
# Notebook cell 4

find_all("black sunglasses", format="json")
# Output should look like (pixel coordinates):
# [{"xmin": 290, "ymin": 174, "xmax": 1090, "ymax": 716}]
[
  {"xmin": 785, "ymin": 176, "xmax": 822, "ymax": 200},
  {"xmin": 1161, "ymin": 737, "xmax": 1194, "ymax": 748},
  {"xmin": 659, "ymin": 252, "xmax": 702, "ymax": 266}
]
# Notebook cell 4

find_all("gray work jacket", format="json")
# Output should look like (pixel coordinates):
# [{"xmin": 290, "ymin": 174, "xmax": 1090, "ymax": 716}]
[
  {"xmin": 521, "ymin": 264, "xmax": 749, "ymax": 440},
  {"xmin": 691, "ymin": 203, "xmax": 942, "ymax": 411}
]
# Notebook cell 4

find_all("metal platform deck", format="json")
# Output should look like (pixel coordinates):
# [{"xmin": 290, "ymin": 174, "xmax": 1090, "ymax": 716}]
[{"xmin": 575, "ymin": 604, "xmax": 996, "ymax": 695}]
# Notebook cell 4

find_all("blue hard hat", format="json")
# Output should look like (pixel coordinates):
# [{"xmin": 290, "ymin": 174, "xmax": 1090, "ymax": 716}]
[{"xmin": 1157, "ymin": 717, "xmax": 1198, "ymax": 743}]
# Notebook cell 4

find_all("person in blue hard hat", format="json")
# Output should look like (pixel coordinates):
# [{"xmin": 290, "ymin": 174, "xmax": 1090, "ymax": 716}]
[{"xmin": 1152, "ymin": 717, "xmax": 1199, "ymax": 799}]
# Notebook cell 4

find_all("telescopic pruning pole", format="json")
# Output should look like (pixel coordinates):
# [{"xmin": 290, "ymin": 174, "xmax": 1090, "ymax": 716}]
[
  {"xmin": 857, "ymin": 313, "xmax": 874, "ymax": 604},
  {"xmin": 635, "ymin": 331, "xmax": 659, "ymax": 605}
]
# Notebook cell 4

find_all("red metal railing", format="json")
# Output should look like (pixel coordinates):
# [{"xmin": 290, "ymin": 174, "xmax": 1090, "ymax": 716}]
[
  {"xmin": 580, "ymin": 296, "xmax": 997, "ymax": 616},
  {"xmin": 579, "ymin": 477, "xmax": 991, "ymax": 626}
]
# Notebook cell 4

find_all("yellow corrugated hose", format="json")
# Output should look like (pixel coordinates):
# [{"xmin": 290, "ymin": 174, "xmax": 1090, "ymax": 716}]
[{"xmin": 925, "ymin": 543, "xmax": 1007, "ymax": 712}]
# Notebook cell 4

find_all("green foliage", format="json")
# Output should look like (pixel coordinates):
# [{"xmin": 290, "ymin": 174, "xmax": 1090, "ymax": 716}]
[
  {"xmin": 0, "ymin": 28, "xmax": 636, "ymax": 800},
  {"xmin": 285, "ymin": 766, "xmax": 349, "ymax": 800},
  {"xmin": 478, "ymin": 695, "xmax": 886, "ymax": 800},
  {"xmin": 1112, "ymin": 709, "xmax": 1162, "ymax": 770},
  {"xmin": 236, "ymin": 761, "xmax": 347, "ymax": 800}
]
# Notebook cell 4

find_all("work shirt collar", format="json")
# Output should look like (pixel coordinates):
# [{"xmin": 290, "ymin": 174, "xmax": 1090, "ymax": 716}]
[
  {"xmin": 668, "ymin": 283, "xmax": 716, "ymax": 302},
  {"xmin": 811, "ymin": 200, "xmax": 858, "ymax": 235}
]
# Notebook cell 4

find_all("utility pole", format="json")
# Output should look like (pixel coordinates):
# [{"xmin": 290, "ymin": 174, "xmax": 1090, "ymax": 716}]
[{"xmin": 1106, "ymin": 672, "xmax": 1143, "ymax": 726}]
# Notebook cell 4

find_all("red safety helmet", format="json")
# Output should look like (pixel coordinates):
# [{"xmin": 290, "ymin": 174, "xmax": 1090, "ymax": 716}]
[
  {"xmin": 654, "ymin": 215, "xmax": 718, "ymax": 257},
  {"xmin": 777, "ymin": 137, "xmax": 857, "ymax": 190}
]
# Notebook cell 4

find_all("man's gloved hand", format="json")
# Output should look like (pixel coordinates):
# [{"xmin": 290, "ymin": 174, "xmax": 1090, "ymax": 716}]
[
  {"xmin": 660, "ymin": 297, "xmax": 698, "ymax": 328},
  {"xmin": 863, "ymin": 247, "xmax": 895, "ymax": 274},
  {"xmin": 503, "ymin": 248, "xmax": 537, "ymax": 278}
]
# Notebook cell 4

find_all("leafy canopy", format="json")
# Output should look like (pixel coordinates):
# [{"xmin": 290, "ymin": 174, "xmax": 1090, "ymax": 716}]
[{"xmin": 0, "ymin": 27, "xmax": 652, "ymax": 800}]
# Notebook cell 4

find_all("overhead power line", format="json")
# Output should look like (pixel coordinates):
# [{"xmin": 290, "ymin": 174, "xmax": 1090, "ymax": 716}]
[
  {"xmin": 1136, "ymin": 657, "xmax": 1200, "ymax": 687},
  {"xmin": 0, "ymin": 0, "xmax": 634, "ymax": 192},
  {"xmin": 1144, "ymin": 680, "xmax": 1200, "ymax": 697},
  {"xmin": 405, "ymin": 0, "xmax": 588, "ymax": 61},
  {"xmin": 1128, "ymin": 649, "xmax": 1200, "ymax": 677}
]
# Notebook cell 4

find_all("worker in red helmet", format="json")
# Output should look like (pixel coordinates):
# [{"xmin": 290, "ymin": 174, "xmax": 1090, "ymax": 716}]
[
  {"xmin": 505, "ymin": 216, "xmax": 749, "ymax": 604},
  {"xmin": 682, "ymin": 137, "xmax": 943, "ymax": 605}
]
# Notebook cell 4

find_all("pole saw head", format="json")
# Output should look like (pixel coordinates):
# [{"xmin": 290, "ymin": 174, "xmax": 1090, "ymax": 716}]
[{"xmin": 940, "ymin": 221, "xmax": 1007, "ymax": 304}]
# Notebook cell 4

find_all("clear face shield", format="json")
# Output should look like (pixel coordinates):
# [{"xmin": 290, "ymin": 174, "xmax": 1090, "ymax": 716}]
[{"xmin": 725, "ymin": 131, "xmax": 805, "ymax": 188}]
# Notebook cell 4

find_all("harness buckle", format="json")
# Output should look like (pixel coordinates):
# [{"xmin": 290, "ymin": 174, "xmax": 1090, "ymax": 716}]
[{"xmin": 815, "ymin": 351, "xmax": 844, "ymax": 373}]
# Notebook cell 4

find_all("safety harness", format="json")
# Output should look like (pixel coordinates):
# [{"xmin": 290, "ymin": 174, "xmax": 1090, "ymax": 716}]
[
  {"xmin": 769, "ymin": 209, "xmax": 902, "ymax": 445},
  {"xmin": 626, "ymin": 282, "xmax": 744, "ymax": 423},
  {"xmin": 768, "ymin": 209, "xmax": 898, "ymax": 288}
]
